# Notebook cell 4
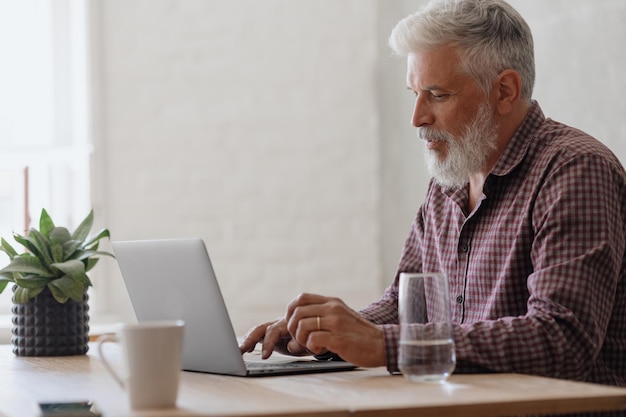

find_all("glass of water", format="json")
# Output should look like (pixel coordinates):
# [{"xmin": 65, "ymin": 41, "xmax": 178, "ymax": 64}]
[{"xmin": 398, "ymin": 272, "xmax": 456, "ymax": 383}]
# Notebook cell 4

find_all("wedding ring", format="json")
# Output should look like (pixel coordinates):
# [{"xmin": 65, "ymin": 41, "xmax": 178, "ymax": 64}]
[{"xmin": 316, "ymin": 316, "xmax": 321, "ymax": 331}]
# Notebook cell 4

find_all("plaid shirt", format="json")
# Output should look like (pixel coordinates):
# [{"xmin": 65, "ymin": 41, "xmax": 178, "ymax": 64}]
[{"xmin": 360, "ymin": 102, "xmax": 626, "ymax": 390}]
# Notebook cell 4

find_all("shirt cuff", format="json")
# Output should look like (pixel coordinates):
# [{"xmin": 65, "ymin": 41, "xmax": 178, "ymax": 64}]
[{"xmin": 382, "ymin": 324, "xmax": 401, "ymax": 374}]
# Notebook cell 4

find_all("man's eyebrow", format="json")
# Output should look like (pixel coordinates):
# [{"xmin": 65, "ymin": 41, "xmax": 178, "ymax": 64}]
[{"xmin": 406, "ymin": 85, "xmax": 446, "ymax": 92}]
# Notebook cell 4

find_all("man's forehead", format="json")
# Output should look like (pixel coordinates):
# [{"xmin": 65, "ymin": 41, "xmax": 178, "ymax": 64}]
[{"xmin": 406, "ymin": 47, "xmax": 466, "ymax": 90}]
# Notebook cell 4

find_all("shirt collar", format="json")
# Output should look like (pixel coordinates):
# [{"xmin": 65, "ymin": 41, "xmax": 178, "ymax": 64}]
[
  {"xmin": 441, "ymin": 101, "xmax": 545, "ymax": 198},
  {"xmin": 490, "ymin": 100, "xmax": 545, "ymax": 177}
]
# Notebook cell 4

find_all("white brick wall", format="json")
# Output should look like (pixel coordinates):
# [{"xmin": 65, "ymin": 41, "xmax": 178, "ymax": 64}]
[
  {"xmin": 90, "ymin": 0, "xmax": 386, "ymax": 334},
  {"xmin": 86, "ymin": 0, "xmax": 626, "ymax": 338}
]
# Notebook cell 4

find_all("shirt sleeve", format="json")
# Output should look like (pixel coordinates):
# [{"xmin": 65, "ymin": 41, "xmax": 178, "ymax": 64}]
[{"xmin": 454, "ymin": 153, "xmax": 625, "ymax": 380}]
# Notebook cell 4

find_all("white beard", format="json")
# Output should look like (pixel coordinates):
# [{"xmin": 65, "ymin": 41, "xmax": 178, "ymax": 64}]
[{"xmin": 419, "ymin": 102, "xmax": 499, "ymax": 189}]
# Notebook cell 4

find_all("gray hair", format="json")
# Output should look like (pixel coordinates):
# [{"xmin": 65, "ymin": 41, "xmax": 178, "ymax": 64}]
[{"xmin": 389, "ymin": 0, "xmax": 535, "ymax": 100}]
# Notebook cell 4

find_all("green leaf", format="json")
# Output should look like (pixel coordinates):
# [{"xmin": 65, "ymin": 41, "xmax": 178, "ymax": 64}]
[
  {"xmin": 24, "ymin": 230, "xmax": 54, "ymax": 267},
  {"xmin": 69, "ymin": 249, "xmax": 115, "ymax": 262},
  {"xmin": 39, "ymin": 208, "xmax": 55, "ymax": 237},
  {"xmin": 50, "ymin": 259, "xmax": 86, "ymax": 280},
  {"xmin": 14, "ymin": 274, "xmax": 50, "ymax": 289},
  {"xmin": 83, "ymin": 228, "xmax": 111, "ymax": 249},
  {"xmin": 13, "ymin": 233, "xmax": 40, "ymax": 257},
  {"xmin": 48, "ymin": 276, "xmax": 84, "ymax": 302},
  {"xmin": 46, "ymin": 284, "xmax": 69, "ymax": 303},
  {"xmin": 62, "ymin": 240, "xmax": 83, "ymax": 259},
  {"xmin": 85, "ymin": 240, "xmax": 99, "ymax": 252},
  {"xmin": 72, "ymin": 210, "xmax": 94, "ymax": 242},
  {"xmin": 12, "ymin": 286, "xmax": 30, "ymax": 303},
  {"xmin": 50, "ymin": 259, "xmax": 92, "ymax": 288},
  {"xmin": 0, "ymin": 278, "xmax": 11, "ymax": 293},
  {"xmin": 12, "ymin": 286, "xmax": 44, "ymax": 304},
  {"xmin": 0, "ymin": 238, "xmax": 18, "ymax": 259},
  {"xmin": 0, "ymin": 270, "xmax": 19, "ymax": 280},
  {"xmin": 0, "ymin": 273, "xmax": 15, "ymax": 282},
  {"xmin": 70, "ymin": 270, "xmax": 92, "ymax": 287},
  {"xmin": 67, "ymin": 249, "xmax": 91, "ymax": 261},
  {"xmin": 50, "ymin": 227, "xmax": 72, "ymax": 245},
  {"xmin": 51, "ymin": 242, "xmax": 64, "ymax": 263},
  {"xmin": 0, "ymin": 256, "xmax": 53, "ymax": 277},
  {"xmin": 86, "ymin": 257, "xmax": 98, "ymax": 272}
]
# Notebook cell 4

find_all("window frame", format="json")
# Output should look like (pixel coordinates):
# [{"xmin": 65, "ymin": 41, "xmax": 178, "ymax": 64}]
[{"xmin": 0, "ymin": 0, "xmax": 91, "ymax": 341}]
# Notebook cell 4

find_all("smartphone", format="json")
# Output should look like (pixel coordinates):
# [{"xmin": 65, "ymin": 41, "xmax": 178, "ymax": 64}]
[{"xmin": 38, "ymin": 401, "xmax": 102, "ymax": 417}]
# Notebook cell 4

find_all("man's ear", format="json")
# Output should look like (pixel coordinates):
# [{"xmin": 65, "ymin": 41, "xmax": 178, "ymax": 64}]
[{"xmin": 494, "ymin": 69, "xmax": 522, "ymax": 115}]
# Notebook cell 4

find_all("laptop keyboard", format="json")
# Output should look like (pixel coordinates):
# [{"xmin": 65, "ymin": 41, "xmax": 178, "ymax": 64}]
[{"xmin": 246, "ymin": 360, "xmax": 331, "ymax": 369}]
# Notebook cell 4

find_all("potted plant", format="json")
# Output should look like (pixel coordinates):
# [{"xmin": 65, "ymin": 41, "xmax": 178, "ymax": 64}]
[{"xmin": 0, "ymin": 208, "xmax": 113, "ymax": 356}]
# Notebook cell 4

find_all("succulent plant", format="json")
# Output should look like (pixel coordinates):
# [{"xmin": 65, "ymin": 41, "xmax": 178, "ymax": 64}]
[{"xmin": 0, "ymin": 208, "xmax": 113, "ymax": 303}]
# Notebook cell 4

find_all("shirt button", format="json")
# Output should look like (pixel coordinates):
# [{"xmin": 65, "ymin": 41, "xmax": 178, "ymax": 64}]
[
  {"xmin": 456, "ymin": 295, "xmax": 464, "ymax": 304},
  {"xmin": 460, "ymin": 243, "xmax": 469, "ymax": 252}
]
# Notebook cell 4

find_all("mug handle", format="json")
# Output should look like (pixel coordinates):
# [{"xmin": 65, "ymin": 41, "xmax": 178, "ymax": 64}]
[{"xmin": 97, "ymin": 333, "xmax": 125, "ymax": 389}]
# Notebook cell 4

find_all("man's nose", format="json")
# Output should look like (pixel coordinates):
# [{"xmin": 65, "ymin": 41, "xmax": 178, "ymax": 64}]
[{"xmin": 411, "ymin": 95, "xmax": 434, "ymax": 127}]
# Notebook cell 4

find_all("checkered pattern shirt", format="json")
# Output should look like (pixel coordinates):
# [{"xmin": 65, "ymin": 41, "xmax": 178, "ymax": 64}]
[{"xmin": 360, "ymin": 102, "xmax": 626, "ymax": 392}]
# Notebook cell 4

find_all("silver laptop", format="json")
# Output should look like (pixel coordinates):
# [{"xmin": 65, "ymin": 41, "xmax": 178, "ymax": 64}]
[{"xmin": 112, "ymin": 238, "xmax": 357, "ymax": 376}]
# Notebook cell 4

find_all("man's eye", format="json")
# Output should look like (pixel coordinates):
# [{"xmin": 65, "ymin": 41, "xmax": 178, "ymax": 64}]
[{"xmin": 432, "ymin": 93, "xmax": 449, "ymax": 99}]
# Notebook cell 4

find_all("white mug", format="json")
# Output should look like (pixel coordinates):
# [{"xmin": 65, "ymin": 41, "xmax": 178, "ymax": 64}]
[{"xmin": 97, "ymin": 320, "xmax": 185, "ymax": 409}]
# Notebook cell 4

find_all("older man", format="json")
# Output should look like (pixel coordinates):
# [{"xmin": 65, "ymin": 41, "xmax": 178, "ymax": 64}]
[{"xmin": 239, "ymin": 0, "xmax": 626, "ymax": 393}]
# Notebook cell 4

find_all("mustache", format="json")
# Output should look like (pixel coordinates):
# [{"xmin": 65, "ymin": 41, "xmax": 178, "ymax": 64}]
[{"xmin": 417, "ymin": 127, "xmax": 454, "ymax": 142}]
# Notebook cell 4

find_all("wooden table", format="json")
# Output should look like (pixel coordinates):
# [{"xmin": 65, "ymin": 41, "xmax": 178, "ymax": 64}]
[{"xmin": 1, "ymin": 344, "xmax": 625, "ymax": 417}]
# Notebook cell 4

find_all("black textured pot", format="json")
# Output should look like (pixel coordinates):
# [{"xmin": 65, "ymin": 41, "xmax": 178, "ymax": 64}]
[{"xmin": 11, "ymin": 286, "xmax": 90, "ymax": 356}]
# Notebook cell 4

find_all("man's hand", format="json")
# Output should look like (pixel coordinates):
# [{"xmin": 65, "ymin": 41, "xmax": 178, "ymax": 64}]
[
  {"xmin": 285, "ymin": 293, "xmax": 386, "ymax": 367},
  {"xmin": 238, "ymin": 318, "xmax": 309, "ymax": 359}
]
